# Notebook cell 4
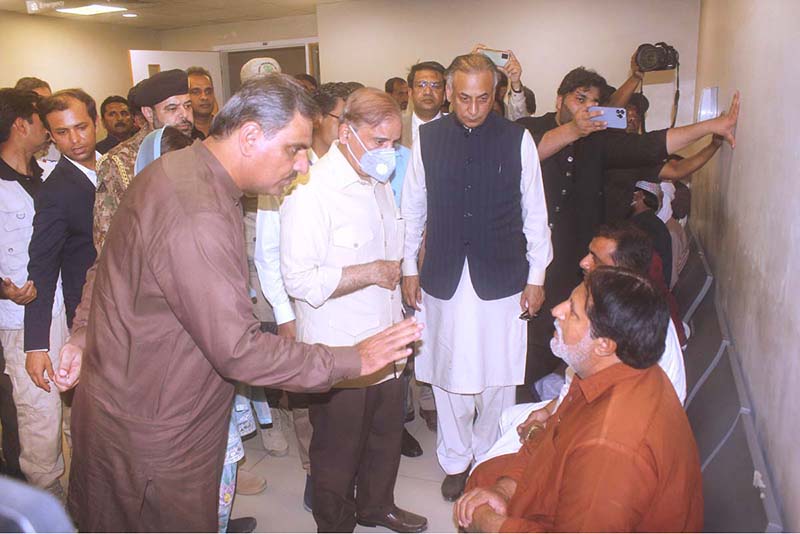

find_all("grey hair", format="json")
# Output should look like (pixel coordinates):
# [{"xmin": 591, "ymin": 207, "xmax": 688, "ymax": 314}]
[
  {"xmin": 341, "ymin": 87, "xmax": 401, "ymax": 129},
  {"xmin": 445, "ymin": 53, "xmax": 499, "ymax": 91},
  {"xmin": 209, "ymin": 73, "xmax": 319, "ymax": 139}
]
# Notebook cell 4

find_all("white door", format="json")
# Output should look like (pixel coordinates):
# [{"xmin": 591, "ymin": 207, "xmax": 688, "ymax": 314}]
[{"xmin": 129, "ymin": 50, "xmax": 224, "ymax": 108}]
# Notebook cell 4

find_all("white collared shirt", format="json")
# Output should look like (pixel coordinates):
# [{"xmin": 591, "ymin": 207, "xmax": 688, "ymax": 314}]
[
  {"xmin": 411, "ymin": 110, "xmax": 443, "ymax": 145},
  {"xmin": 280, "ymin": 142, "xmax": 404, "ymax": 387},
  {"xmin": 65, "ymin": 151, "xmax": 100, "ymax": 188}
]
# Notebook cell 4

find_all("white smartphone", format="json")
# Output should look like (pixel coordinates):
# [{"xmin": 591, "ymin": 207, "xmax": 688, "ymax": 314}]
[
  {"xmin": 588, "ymin": 106, "xmax": 627, "ymax": 129},
  {"xmin": 479, "ymin": 48, "xmax": 510, "ymax": 68}
]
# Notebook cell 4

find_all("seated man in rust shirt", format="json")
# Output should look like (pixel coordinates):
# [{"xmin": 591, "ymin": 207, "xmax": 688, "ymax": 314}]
[{"xmin": 455, "ymin": 266, "xmax": 703, "ymax": 532}]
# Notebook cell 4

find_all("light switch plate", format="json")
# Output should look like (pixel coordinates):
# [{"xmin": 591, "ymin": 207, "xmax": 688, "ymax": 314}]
[{"xmin": 697, "ymin": 86, "xmax": 719, "ymax": 122}]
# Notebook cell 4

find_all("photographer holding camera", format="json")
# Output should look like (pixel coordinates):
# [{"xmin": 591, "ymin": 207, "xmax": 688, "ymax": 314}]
[{"xmin": 516, "ymin": 61, "xmax": 739, "ymax": 385}]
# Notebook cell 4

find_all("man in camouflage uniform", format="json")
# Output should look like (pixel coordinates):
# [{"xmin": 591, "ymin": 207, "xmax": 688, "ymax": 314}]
[{"xmin": 93, "ymin": 69, "xmax": 194, "ymax": 252}]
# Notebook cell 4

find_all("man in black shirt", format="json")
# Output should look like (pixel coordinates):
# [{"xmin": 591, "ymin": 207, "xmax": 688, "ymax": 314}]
[{"xmin": 517, "ymin": 67, "xmax": 739, "ymax": 384}]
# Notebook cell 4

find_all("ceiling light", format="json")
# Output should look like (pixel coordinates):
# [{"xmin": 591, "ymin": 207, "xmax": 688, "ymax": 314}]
[
  {"xmin": 56, "ymin": 4, "xmax": 127, "ymax": 15},
  {"xmin": 122, "ymin": 12, "xmax": 138, "ymax": 17}
]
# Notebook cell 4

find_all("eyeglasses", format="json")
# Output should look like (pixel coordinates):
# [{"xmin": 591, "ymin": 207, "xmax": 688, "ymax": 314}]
[{"xmin": 414, "ymin": 81, "xmax": 443, "ymax": 90}]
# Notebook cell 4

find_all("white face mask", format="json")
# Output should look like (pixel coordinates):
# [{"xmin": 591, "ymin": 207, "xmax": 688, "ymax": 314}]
[
  {"xmin": 346, "ymin": 125, "xmax": 397, "ymax": 183},
  {"xmin": 550, "ymin": 320, "xmax": 594, "ymax": 370}
]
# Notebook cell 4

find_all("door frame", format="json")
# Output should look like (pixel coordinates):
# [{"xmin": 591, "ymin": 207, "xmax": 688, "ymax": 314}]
[{"xmin": 213, "ymin": 37, "xmax": 319, "ymax": 100}]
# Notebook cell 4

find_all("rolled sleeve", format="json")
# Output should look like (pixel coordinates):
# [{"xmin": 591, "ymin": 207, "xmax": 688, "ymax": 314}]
[
  {"xmin": 279, "ymin": 185, "xmax": 343, "ymax": 309},
  {"xmin": 506, "ymin": 88, "xmax": 528, "ymax": 121}
]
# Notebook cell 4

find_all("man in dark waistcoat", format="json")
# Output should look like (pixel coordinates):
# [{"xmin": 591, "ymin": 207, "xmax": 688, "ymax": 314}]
[{"xmin": 401, "ymin": 53, "xmax": 552, "ymax": 501}]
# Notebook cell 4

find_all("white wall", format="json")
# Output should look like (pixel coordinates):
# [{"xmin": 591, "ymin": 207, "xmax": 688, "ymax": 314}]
[
  {"xmin": 317, "ymin": 0, "xmax": 700, "ymax": 130},
  {"xmin": 691, "ymin": 0, "xmax": 800, "ymax": 528},
  {"xmin": 159, "ymin": 14, "xmax": 317, "ymax": 51},
  {"xmin": 0, "ymin": 11, "xmax": 159, "ymax": 124},
  {"xmin": 128, "ymin": 49, "xmax": 224, "ymax": 109}
]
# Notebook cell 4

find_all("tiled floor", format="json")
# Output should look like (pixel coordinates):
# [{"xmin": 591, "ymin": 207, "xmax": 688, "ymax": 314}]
[{"xmin": 233, "ymin": 412, "xmax": 458, "ymax": 533}]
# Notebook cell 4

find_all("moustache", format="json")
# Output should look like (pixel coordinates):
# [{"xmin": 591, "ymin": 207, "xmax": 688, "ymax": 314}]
[
  {"xmin": 114, "ymin": 121, "xmax": 127, "ymax": 128},
  {"xmin": 553, "ymin": 320, "xmax": 563, "ymax": 342}
]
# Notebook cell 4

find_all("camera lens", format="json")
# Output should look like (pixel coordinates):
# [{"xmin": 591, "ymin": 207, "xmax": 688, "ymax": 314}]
[
  {"xmin": 635, "ymin": 43, "xmax": 679, "ymax": 72},
  {"xmin": 636, "ymin": 45, "xmax": 662, "ymax": 71}
]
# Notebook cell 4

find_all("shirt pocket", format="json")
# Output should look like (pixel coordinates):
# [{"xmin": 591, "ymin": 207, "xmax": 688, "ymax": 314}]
[
  {"xmin": 0, "ymin": 205, "xmax": 32, "ymax": 275},
  {"xmin": 0, "ymin": 239, "xmax": 30, "ymax": 275},
  {"xmin": 330, "ymin": 225, "xmax": 375, "ymax": 264},
  {"xmin": 0, "ymin": 207, "xmax": 31, "ymax": 241}
]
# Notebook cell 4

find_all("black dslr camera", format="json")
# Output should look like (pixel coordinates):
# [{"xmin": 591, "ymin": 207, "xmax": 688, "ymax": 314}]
[{"xmin": 635, "ymin": 42, "xmax": 679, "ymax": 72}]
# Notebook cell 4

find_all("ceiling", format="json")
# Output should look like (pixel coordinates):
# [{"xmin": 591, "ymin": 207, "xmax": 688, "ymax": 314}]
[{"xmin": 0, "ymin": 0, "xmax": 341, "ymax": 30}]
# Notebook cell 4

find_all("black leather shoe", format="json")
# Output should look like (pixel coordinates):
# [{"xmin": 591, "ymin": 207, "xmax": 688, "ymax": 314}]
[
  {"xmin": 441, "ymin": 466, "xmax": 470, "ymax": 501},
  {"xmin": 401, "ymin": 428, "xmax": 422, "ymax": 457},
  {"xmin": 357, "ymin": 506, "xmax": 428, "ymax": 533},
  {"xmin": 227, "ymin": 517, "xmax": 257, "ymax": 533},
  {"xmin": 419, "ymin": 408, "xmax": 437, "ymax": 432}
]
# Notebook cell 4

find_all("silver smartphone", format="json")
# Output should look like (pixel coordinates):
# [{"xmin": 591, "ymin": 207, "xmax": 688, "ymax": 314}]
[
  {"xmin": 480, "ymin": 48, "xmax": 510, "ymax": 68},
  {"xmin": 588, "ymin": 106, "xmax": 627, "ymax": 129}
]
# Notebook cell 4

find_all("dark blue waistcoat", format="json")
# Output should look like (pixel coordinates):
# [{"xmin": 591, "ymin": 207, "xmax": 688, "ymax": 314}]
[{"xmin": 419, "ymin": 112, "xmax": 528, "ymax": 301}]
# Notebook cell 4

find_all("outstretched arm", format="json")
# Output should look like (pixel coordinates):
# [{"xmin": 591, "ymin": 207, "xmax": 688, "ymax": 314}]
[
  {"xmin": 659, "ymin": 136, "xmax": 723, "ymax": 181},
  {"xmin": 666, "ymin": 92, "xmax": 740, "ymax": 153}
]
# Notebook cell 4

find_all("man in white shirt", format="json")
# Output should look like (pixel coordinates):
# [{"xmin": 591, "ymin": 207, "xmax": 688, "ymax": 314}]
[
  {"xmin": 280, "ymin": 88, "xmax": 427, "ymax": 533},
  {"xmin": 399, "ymin": 61, "xmax": 449, "ymax": 438},
  {"xmin": 475, "ymin": 221, "xmax": 687, "ymax": 468},
  {"xmin": 254, "ymin": 81, "xmax": 358, "ymax": 513},
  {"xmin": 401, "ymin": 54, "xmax": 552, "ymax": 502},
  {"xmin": 400, "ymin": 61, "xmax": 446, "ymax": 149},
  {"xmin": 0, "ymin": 88, "xmax": 69, "ymax": 498},
  {"xmin": 471, "ymin": 45, "xmax": 530, "ymax": 121}
]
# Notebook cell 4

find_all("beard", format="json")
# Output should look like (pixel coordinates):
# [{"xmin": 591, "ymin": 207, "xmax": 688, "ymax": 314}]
[
  {"xmin": 550, "ymin": 321, "xmax": 593, "ymax": 370},
  {"xmin": 557, "ymin": 106, "xmax": 573, "ymax": 125}
]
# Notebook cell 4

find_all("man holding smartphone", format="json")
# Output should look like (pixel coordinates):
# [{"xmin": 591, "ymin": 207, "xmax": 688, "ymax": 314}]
[
  {"xmin": 473, "ymin": 44, "xmax": 531, "ymax": 121},
  {"xmin": 517, "ymin": 67, "xmax": 739, "ymax": 385},
  {"xmin": 401, "ymin": 53, "xmax": 552, "ymax": 502}
]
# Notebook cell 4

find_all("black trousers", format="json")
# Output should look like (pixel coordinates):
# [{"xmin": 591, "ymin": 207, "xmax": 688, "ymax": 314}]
[
  {"xmin": 524, "ymin": 257, "xmax": 583, "ymax": 388},
  {"xmin": 0, "ymin": 347, "xmax": 24, "ymax": 480},
  {"xmin": 309, "ymin": 378, "xmax": 403, "ymax": 533}
]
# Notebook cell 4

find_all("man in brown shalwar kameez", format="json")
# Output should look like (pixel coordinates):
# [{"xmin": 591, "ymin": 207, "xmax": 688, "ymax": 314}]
[{"xmin": 53, "ymin": 75, "xmax": 422, "ymax": 532}]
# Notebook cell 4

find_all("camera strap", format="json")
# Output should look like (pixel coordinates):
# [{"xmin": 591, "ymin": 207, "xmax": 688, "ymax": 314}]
[{"xmin": 670, "ymin": 62, "xmax": 680, "ymax": 128}]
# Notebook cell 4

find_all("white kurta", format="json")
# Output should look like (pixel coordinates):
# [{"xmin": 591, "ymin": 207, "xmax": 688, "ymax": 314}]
[
  {"xmin": 401, "ymin": 128, "xmax": 552, "ymax": 395},
  {"xmin": 416, "ymin": 261, "xmax": 526, "ymax": 393}
]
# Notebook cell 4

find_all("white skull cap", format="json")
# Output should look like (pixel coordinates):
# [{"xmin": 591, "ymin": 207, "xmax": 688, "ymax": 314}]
[
  {"xmin": 657, "ymin": 182, "xmax": 676, "ymax": 222},
  {"xmin": 240, "ymin": 57, "xmax": 282, "ymax": 83},
  {"xmin": 634, "ymin": 180, "xmax": 662, "ymax": 198}
]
